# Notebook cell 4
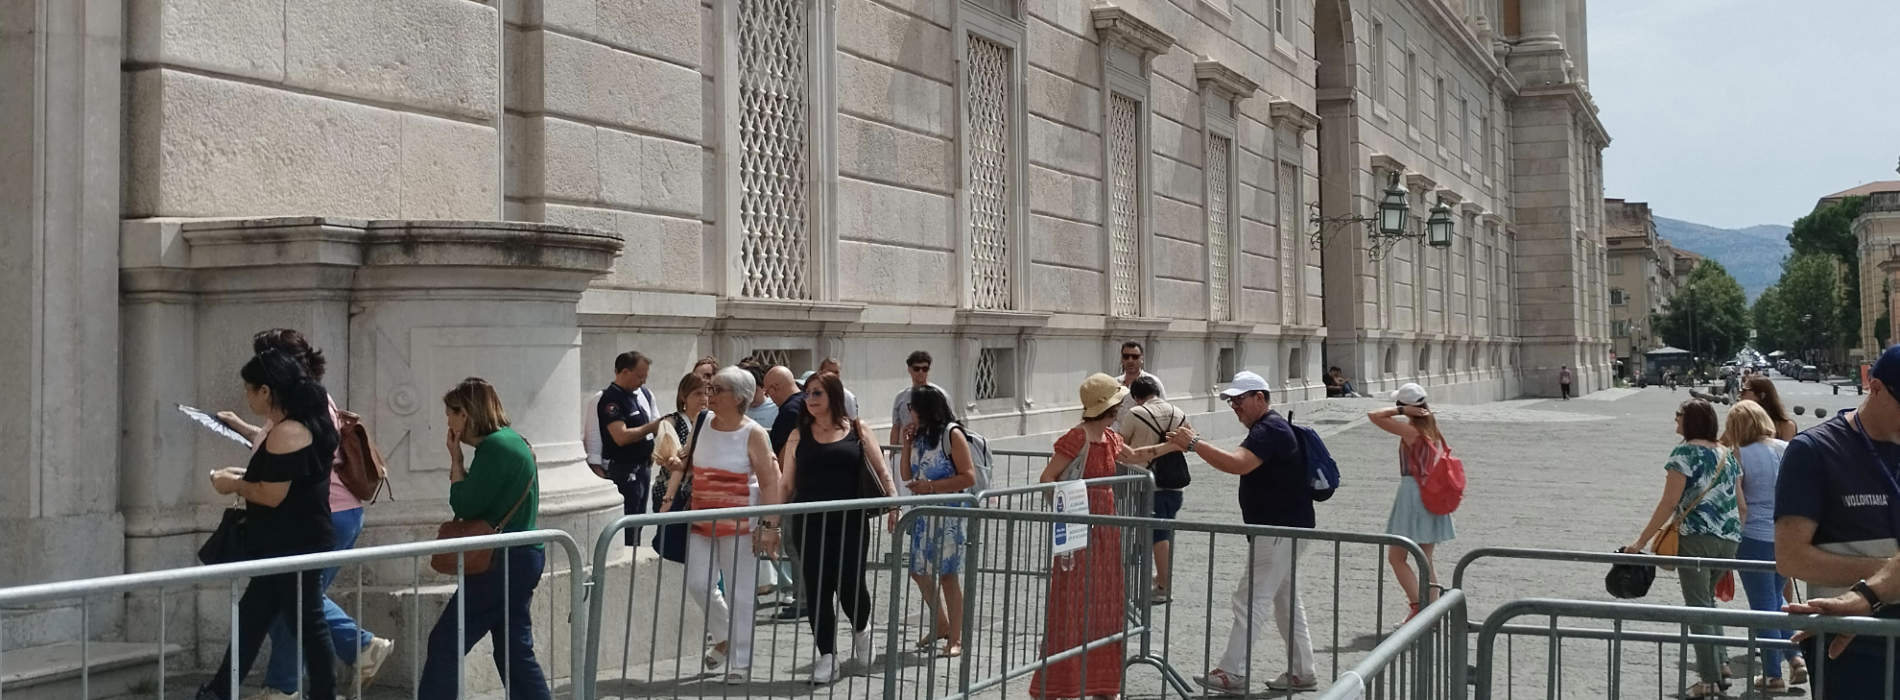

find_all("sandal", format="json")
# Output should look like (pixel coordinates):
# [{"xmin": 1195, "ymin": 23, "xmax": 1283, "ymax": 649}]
[
  {"xmin": 1684, "ymin": 681, "xmax": 1725, "ymax": 698},
  {"xmin": 1753, "ymin": 675, "xmax": 1788, "ymax": 692},
  {"xmin": 940, "ymin": 642, "xmax": 963, "ymax": 658},
  {"xmin": 1790, "ymin": 657, "xmax": 1809, "ymax": 685},
  {"xmin": 704, "ymin": 644, "xmax": 727, "ymax": 671},
  {"xmin": 916, "ymin": 634, "xmax": 946, "ymax": 650}
]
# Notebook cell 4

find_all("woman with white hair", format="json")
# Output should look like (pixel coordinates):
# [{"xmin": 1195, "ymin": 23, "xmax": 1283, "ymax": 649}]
[
  {"xmin": 664, "ymin": 365, "xmax": 783, "ymax": 685},
  {"xmin": 1368, "ymin": 383, "xmax": 1457, "ymax": 625}
]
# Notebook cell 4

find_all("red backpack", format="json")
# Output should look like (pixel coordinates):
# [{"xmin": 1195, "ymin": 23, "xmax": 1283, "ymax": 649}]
[{"xmin": 1410, "ymin": 439, "xmax": 1465, "ymax": 515}]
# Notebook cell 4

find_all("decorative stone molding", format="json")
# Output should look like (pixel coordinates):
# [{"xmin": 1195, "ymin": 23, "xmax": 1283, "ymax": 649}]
[
  {"xmin": 1091, "ymin": 4, "xmax": 1176, "ymax": 57},
  {"xmin": 1481, "ymin": 212, "xmax": 1507, "ymax": 227},
  {"xmin": 1194, "ymin": 59, "xmax": 1258, "ymax": 100},
  {"xmin": 1370, "ymin": 153, "xmax": 1407, "ymax": 174},
  {"xmin": 1106, "ymin": 316, "xmax": 1174, "ymax": 333},
  {"xmin": 1433, "ymin": 189, "xmax": 1464, "ymax": 205},
  {"xmin": 1269, "ymin": 99, "xmax": 1320, "ymax": 132},
  {"xmin": 954, "ymin": 309, "xmax": 1053, "ymax": 331},
  {"xmin": 1405, "ymin": 172, "xmax": 1438, "ymax": 192},
  {"xmin": 1459, "ymin": 201, "xmax": 1486, "ymax": 217},
  {"xmin": 715, "ymin": 298, "xmax": 866, "ymax": 324}
]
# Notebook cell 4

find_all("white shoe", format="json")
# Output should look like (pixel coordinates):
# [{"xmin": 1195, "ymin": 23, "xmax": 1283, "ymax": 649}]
[
  {"xmin": 810, "ymin": 654, "xmax": 838, "ymax": 685},
  {"xmin": 704, "ymin": 645, "xmax": 727, "ymax": 671},
  {"xmin": 1265, "ymin": 671, "xmax": 1319, "ymax": 690},
  {"xmin": 1194, "ymin": 669, "xmax": 1248, "ymax": 695},
  {"xmin": 243, "ymin": 690, "xmax": 298, "ymax": 700},
  {"xmin": 355, "ymin": 637, "xmax": 394, "ymax": 691},
  {"xmin": 723, "ymin": 668, "xmax": 750, "ymax": 685},
  {"xmin": 851, "ymin": 627, "xmax": 875, "ymax": 669}
]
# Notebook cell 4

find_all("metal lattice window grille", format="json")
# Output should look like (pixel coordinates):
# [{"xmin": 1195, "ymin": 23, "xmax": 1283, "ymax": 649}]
[
  {"xmin": 966, "ymin": 35, "xmax": 1014, "ymax": 311},
  {"xmin": 749, "ymin": 349, "xmax": 800, "ymax": 374},
  {"xmin": 737, "ymin": 0, "xmax": 811, "ymax": 300},
  {"xmin": 1108, "ymin": 94, "xmax": 1142, "ymax": 317},
  {"xmin": 1207, "ymin": 135, "xmax": 1233, "ymax": 322},
  {"xmin": 1279, "ymin": 162, "xmax": 1301, "ymax": 325},
  {"xmin": 973, "ymin": 347, "xmax": 1015, "ymax": 400}
]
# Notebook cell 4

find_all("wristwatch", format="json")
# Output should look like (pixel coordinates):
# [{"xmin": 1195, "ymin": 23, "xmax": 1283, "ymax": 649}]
[
  {"xmin": 1852, "ymin": 579, "xmax": 1887, "ymax": 614},
  {"xmin": 1186, "ymin": 436, "xmax": 1200, "ymax": 451}
]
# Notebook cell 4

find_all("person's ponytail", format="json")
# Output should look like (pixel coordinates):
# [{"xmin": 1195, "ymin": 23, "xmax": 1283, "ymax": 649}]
[{"xmin": 240, "ymin": 349, "xmax": 340, "ymax": 459}]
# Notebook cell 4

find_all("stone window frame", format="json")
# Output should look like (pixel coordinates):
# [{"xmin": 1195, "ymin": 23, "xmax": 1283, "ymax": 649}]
[
  {"xmin": 956, "ymin": 2, "xmax": 1030, "ymax": 311},
  {"xmin": 1271, "ymin": 101, "xmax": 1317, "ymax": 327},
  {"xmin": 713, "ymin": 0, "xmax": 839, "ymax": 301},
  {"xmin": 958, "ymin": 334, "xmax": 1025, "ymax": 415},
  {"xmin": 1403, "ymin": 48, "xmax": 1420, "ymax": 142},
  {"xmin": 1197, "ymin": 60, "xmax": 1256, "ymax": 324},
  {"xmin": 1092, "ymin": 7, "xmax": 1174, "ymax": 319},
  {"xmin": 1368, "ymin": 21, "xmax": 1388, "ymax": 119}
]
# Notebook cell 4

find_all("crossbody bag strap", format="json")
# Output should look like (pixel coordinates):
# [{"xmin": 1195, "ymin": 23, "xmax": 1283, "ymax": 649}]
[
  {"xmin": 1670, "ymin": 446, "xmax": 1732, "ymax": 524},
  {"xmin": 1130, "ymin": 406, "xmax": 1176, "ymax": 441},
  {"xmin": 495, "ymin": 438, "xmax": 539, "ymax": 530}
]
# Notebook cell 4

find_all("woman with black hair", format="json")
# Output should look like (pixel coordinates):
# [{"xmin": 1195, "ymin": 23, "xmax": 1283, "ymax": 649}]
[
  {"xmin": 196, "ymin": 350, "xmax": 341, "ymax": 700},
  {"xmin": 900, "ymin": 384, "xmax": 974, "ymax": 658}
]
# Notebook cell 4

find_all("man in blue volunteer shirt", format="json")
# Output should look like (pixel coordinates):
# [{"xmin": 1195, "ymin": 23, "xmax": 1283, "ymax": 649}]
[
  {"xmin": 1778, "ymin": 343, "xmax": 1900, "ymax": 698},
  {"xmin": 1168, "ymin": 371, "xmax": 1317, "ymax": 694},
  {"xmin": 599, "ymin": 351, "xmax": 665, "ymax": 546}
]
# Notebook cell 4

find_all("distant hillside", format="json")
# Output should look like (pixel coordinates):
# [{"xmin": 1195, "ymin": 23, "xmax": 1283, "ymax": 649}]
[{"xmin": 1654, "ymin": 216, "xmax": 1792, "ymax": 301}]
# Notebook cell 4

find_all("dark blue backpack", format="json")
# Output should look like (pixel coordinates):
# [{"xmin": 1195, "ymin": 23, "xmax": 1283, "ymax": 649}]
[{"xmin": 1288, "ymin": 419, "xmax": 1339, "ymax": 502}]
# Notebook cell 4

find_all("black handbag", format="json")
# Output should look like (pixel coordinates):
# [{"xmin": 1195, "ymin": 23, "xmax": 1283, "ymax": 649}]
[
  {"xmin": 198, "ymin": 506, "xmax": 252, "ymax": 565},
  {"xmin": 1131, "ymin": 407, "xmax": 1191, "ymax": 489},
  {"xmin": 651, "ymin": 412, "xmax": 706, "ymax": 564},
  {"xmin": 1604, "ymin": 547, "xmax": 1656, "ymax": 599}
]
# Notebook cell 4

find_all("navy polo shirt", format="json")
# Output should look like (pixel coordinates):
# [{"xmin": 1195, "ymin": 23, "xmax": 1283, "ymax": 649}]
[
  {"xmin": 1777, "ymin": 411, "xmax": 1900, "ymax": 599},
  {"xmin": 597, "ymin": 383, "xmax": 655, "ymax": 466},
  {"xmin": 1237, "ymin": 410, "xmax": 1315, "ymax": 528}
]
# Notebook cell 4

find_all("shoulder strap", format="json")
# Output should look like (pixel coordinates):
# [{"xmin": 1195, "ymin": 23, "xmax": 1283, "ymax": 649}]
[
  {"xmin": 683, "ymin": 410, "xmax": 711, "ymax": 470},
  {"xmin": 1675, "ymin": 446, "xmax": 1732, "ymax": 519},
  {"xmin": 495, "ymin": 438, "xmax": 539, "ymax": 530},
  {"xmin": 1130, "ymin": 405, "xmax": 1171, "ymax": 439}
]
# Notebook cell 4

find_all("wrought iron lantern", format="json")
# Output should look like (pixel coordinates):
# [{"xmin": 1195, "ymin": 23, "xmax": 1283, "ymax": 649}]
[
  {"xmin": 1426, "ymin": 197, "xmax": 1454, "ymax": 248},
  {"xmin": 1376, "ymin": 172, "xmax": 1409, "ymax": 236}
]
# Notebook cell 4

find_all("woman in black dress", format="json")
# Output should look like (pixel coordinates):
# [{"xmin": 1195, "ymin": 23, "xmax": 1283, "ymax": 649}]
[
  {"xmin": 197, "ymin": 350, "xmax": 341, "ymax": 700},
  {"xmin": 778, "ymin": 371, "xmax": 896, "ymax": 684}
]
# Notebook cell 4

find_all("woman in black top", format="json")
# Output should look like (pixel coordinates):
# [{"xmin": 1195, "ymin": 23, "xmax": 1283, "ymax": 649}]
[
  {"xmin": 198, "ymin": 350, "xmax": 341, "ymax": 700},
  {"xmin": 778, "ymin": 371, "xmax": 896, "ymax": 684}
]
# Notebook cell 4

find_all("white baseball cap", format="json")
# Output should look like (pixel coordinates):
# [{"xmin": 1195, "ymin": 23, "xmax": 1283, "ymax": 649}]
[
  {"xmin": 1394, "ymin": 382, "xmax": 1428, "ymax": 406},
  {"xmin": 1220, "ymin": 371, "xmax": 1273, "ymax": 399}
]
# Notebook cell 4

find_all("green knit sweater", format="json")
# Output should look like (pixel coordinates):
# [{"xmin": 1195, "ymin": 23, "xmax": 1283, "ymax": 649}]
[{"xmin": 450, "ymin": 426, "xmax": 541, "ymax": 547}]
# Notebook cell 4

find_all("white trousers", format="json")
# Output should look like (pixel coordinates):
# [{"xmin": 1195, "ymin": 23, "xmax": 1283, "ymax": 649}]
[
  {"xmin": 685, "ymin": 533, "xmax": 759, "ymax": 670},
  {"xmin": 1215, "ymin": 536, "xmax": 1316, "ymax": 678}
]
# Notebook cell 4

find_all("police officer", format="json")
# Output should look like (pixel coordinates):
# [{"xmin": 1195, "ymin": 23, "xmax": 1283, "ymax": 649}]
[{"xmin": 599, "ymin": 351, "xmax": 666, "ymax": 546}]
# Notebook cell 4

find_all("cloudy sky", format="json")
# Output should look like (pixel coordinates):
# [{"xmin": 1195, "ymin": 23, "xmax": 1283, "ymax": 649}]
[{"xmin": 1589, "ymin": 0, "xmax": 1900, "ymax": 229}]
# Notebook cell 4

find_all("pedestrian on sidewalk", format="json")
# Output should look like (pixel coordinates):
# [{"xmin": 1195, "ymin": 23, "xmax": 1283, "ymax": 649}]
[
  {"xmin": 1116, "ymin": 341, "xmax": 1164, "ymax": 412},
  {"xmin": 900, "ymin": 385, "xmax": 974, "ymax": 659},
  {"xmin": 1117, "ymin": 375, "xmax": 1190, "ymax": 604},
  {"xmin": 598, "ymin": 352, "xmax": 668, "ymax": 546},
  {"xmin": 1031, "ymin": 374, "xmax": 1185, "ymax": 699},
  {"xmin": 197, "ymin": 351, "xmax": 341, "ymax": 700},
  {"xmin": 679, "ymin": 366, "xmax": 784, "ymax": 685},
  {"xmin": 1169, "ymin": 371, "xmax": 1319, "ymax": 694},
  {"xmin": 1723, "ymin": 399, "xmax": 1804, "ymax": 691},
  {"xmin": 1776, "ymin": 344, "xmax": 1900, "ymax": 699},
  {"xmin": 1628, "ymin": 398, "xmax": 1742, "ymax": 699},
  {"xmin": 215, "ymin": 329, "xmax": 393, "ymax": 698},
  {"xmin": 779, "ymin": 371, "xmax": 895, "ymax": 684},
  {"xmin": 1368, "ymin": 383, "xmax": 1456, "ymax": 625},
  {"xmin": 1559, "ymin": 365, "xmax": 1573, "ymax": 400}
]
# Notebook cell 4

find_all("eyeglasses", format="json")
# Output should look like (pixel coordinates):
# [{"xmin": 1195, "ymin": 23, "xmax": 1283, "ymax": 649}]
[
  {"xmin": 707, "ymin": 385, "xmax": 731, "ymax": 396},
  {"xmin": 1122, "ymin": 353, "xmax": 1142, "ymax": 360},
  {"xmin": 1223, "ymin": 392, "xmax": 1260, "ymax": 406},
  {"xmin": 909, "ymin": 365, "xmax": 930, "ymax": 372},
  {"xmin": 808, "ymin": 389, "xmax": 825, "ymax": 397}
]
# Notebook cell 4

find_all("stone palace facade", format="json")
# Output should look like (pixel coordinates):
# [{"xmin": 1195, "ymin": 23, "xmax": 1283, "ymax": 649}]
[{"xmin": 1, "ymin": 0, "xmax": 1608, "ymax": 676}]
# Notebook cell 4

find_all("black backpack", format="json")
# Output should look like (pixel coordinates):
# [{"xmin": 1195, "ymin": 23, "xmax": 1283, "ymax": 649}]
[{"xmin": 1130, "ymin": 405, "xmax": 1191, "ymax": 489}]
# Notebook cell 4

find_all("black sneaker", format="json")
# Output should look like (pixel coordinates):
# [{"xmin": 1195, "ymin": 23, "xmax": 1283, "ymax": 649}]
[{"xmin": 775, "ymin": 604, "xmax": 808, "ymax": 621}]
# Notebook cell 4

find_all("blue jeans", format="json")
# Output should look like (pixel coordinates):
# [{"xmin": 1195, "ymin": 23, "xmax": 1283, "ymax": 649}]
[
  {"xmin": 264, "ymin": 507, "xmax": 374, "ymax": 693},
  {"xmin": 418, "ymin": 546, "xmax": 550, "ymax": 700},
  {"xmin": 1736, "ymin": 536, "xmax": 1794, "ymax": 678}
]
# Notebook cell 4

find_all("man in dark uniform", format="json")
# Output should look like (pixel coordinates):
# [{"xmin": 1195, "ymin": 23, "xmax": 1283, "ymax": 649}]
[{"xmin": 599, "ymin": 351, "xmax": 665, "ymax": 546}]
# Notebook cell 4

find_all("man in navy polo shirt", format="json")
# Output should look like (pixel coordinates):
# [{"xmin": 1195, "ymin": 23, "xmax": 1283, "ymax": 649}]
[
  {"xmin": 1169, "ymin": 371, "xmax": 1317, "ymax": 694},
  {"xmin": 1778, "ymin": 343, "xmax": 1900, "ymax": 697},
  {"xmin": 599, "ymin": 351, "xmax": 666, "ymax": 546}
]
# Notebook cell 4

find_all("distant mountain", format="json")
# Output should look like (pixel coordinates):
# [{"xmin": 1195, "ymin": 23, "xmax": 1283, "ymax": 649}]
[{"xmin": 1653, "ymin": 216, "xmax": 1792, "ymax": 301}]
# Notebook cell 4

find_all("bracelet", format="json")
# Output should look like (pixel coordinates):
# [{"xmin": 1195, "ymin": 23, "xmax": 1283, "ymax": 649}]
[{"xmin": 760, "ymin": 522, "xmax": 780, "ymax": 531}]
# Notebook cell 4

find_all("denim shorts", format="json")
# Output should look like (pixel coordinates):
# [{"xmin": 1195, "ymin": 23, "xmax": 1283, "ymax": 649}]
[{"xmin": 1152, "ymin": 490, "xmax": 1184, "ymax": 543}]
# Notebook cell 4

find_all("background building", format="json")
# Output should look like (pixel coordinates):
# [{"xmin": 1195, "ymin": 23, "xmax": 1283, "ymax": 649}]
[
  {"xmin": 1605, "ymin": 199, "xmax": 1667, "ymax": 376},
  {"xmin": 1, "ymin": 0, "xmax": 1609, "ymax": 681},
  {"xmin": 1843, "ymin": 182, "xmax": 1900, "ymax": 355}
]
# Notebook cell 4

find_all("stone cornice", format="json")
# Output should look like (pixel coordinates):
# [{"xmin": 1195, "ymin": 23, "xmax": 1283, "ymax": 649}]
[
  {"xmin": 1405, "ymin": 173, "xmax": 1438, "ymax": 192},
  {"xmin": 1269, "ymin": 99, "xmax": 1320, "ymax": 132},
  {"xmin": 1091, "ymin": 5, "xmax": 1175, "ymax": 57},
  {"xmin": 1434, "ymin": 188, "xmax": 1465, "ymax": 205},
  {"xmin": 1481, "ymin": 212, "xmax": 1507, "ymax": 227},
  {"xmin": 954, "ymin": 309, "xmax": 1054, "ymax": 331},
  {"xmin": 716, "ymin": 298, "xmax": 866, "ymax": 324},
  {"xmin": 1194, "ymin": 59, "xmax": 1258, "ymax": 100},
  {"xmin": 1395, "ymin": 0, "xmax": 1505, "ymax": 91},
  {"xmin": 1459, "ymin": 202, "xmax": 1485, "ymax": 217},
  {"xmin": 1518, "ymin": 81, "xmax": 1611, "ymax": 146},
  {"xmin": 1370, "ymin": 153, "xmax": 1407, "ymax": 174}
]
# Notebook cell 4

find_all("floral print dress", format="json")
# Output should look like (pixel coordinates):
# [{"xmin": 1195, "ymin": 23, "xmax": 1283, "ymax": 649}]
[{"xmin": 907, "ymin": 429, "xmax": 966, "ymax": 576}]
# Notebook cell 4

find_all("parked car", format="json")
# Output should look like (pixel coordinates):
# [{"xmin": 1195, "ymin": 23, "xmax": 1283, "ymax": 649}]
[{"xmin": 1798, "ymin": 365, "xmax": 1822, "ymax": 382}]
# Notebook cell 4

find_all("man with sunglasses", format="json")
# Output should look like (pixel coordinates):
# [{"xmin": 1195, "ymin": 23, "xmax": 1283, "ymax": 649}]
[
  {"xmin": 1168, "ymin": 371, "xmax": 1318, "ymax": 693},
  {"xmin": 889, "ymin": 351, "xmax": 949, "ymax": 448},
  {"xmin": 1777, "ymin": 344, "xmax": 1900, "ymax": 697},
  {"xmin": 1117, "ymin": 341, "xmax": 1166, "ymax": 414}
]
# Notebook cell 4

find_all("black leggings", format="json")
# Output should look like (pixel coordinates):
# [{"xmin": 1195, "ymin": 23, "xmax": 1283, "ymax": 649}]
[
  {"xmin": 795, "ymin": 510, "xmax": 873, "ymax": 656},
  {"xmin": 204, "ymin": 569, "xmax": 335, "ymax": 700}
]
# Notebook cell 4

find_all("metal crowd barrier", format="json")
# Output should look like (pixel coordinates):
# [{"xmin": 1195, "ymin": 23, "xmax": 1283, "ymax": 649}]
[
  {"xmin": 0, "ymin": 529, "xmax": 584, "ymax": 700},
  {"xmin": 1474, "ymin": 598, "xmax": 1900, "ymax": 700},
  {"xmin": 1315, "ymin": 589, "xmax": 1467, "ymax": 700}
]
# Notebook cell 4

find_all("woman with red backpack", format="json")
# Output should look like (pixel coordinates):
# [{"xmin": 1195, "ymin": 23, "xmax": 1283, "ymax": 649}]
[{"xmin": 1369, "ymin": 383, "xmax": 1461, "ymax": 624}]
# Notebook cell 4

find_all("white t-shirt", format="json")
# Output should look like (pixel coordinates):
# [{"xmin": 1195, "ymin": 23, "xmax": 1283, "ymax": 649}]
[
  {"xmin": 582, "ymin": 390, "xmax": 604, "ymax": 466},
  {"xmin": 891, "ymin": 382, "xmax": 950, "ymax": 431}
]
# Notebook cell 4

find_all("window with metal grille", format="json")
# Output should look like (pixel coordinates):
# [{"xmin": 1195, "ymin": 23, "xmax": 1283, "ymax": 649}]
[
  {"xmin": 967, "ymin": 34, "xmax": 1014, "ymax": 310},
  {"xmin": 1610, "ymin": 287, "xmax": 1627, "ymax": 306},
  {"xmin": 974, "ymin": 347, "xmax": 1015, "ymax": 400},
  {"xmin": 1208, "ymin": 135, "xmax": 1233, "ymax": 321},
  {"xmin": 748, "ymin": 349, "xmax": 809, "ymax": 375},
  {"xmin": 737, "ymin": 0, "xmax": 811, "ymax": 300},
  {"xmin": 1108, "ymin": 93, "xmax": 1143, "ymax": 317}
]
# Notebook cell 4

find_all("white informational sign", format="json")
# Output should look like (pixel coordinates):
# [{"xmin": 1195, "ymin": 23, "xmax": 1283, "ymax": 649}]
[{"xmin": 1051, "ymin": 480, "xmax": 1091, "ymax": 557}]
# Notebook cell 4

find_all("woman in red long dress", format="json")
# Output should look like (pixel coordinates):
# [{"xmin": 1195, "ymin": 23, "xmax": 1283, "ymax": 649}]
[{"xmin": 1031, "ymin": 374, "xmax": 1188, "ymax": 700}]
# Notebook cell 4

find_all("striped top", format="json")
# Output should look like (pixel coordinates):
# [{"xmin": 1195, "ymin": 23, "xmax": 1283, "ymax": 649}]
[{"xmin": 688, "ymin": 417, "xmax": 762, "ymax": 537}]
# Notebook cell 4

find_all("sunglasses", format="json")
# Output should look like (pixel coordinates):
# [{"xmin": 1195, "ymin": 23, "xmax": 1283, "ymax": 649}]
[
  {"xmin": 909, "ymin": 365, "xmax": 931, "ymax": 372},
  {"xmin": 1122, "ymin": 353, "xmax": 1142, "ymax": 360}
]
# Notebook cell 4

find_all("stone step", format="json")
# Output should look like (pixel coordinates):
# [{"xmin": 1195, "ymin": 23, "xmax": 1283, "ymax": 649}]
[{"xmin": 1, "ymin": 641, "xmax": 185, "ymax": 700}]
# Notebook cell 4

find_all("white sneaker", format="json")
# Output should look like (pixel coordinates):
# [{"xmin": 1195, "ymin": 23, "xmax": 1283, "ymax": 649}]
[
  {"xmin": 355, "ymin": 637, "xmax": 395, "ymax": 691},
  {"xmin": 1265, "ymin": 671, "xmax": 1319, "ymax": 691},
  {"xmin": 810, "ymin": 654, "xmax": 838, "ymax": 685},
  {"xmin": 1194, "ymin": 669, "xmax": 1248, "ymax": 696},
  {"xmin": 851, "ymin": 627, "xmax": 875, "ymax": 669},
  {"xmin": 723, "ymin": 668, "xmax": 750, "ymax": 685}
]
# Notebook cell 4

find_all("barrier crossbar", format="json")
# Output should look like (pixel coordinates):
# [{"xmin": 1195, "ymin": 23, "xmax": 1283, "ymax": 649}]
[{"xmin": 1314, "ymin": 589, "xmax": 1467, "ymax": 700}]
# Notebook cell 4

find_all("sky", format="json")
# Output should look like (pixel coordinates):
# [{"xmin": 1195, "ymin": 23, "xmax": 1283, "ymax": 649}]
[{"xmin": 1588, "ymin": 0, "xmax": 1900, "ymax": 230}]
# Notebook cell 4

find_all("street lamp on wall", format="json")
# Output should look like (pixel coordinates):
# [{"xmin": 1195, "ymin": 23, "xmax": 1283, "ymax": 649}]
[
  {"xmin": 1426, "ymin": 197, "xmax": 1454, "ymax": 248},
  {"xmin": 1376, "ymin": 173, "xmax": 1409, "ymax": 236},
  {"xmin": 1310, "ymin": 171, "xmax": 1458, "ymax": 260}
]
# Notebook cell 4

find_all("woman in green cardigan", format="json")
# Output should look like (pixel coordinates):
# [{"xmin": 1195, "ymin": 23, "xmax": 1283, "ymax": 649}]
[{"xmin": 418, "ymin": 377, "xmax": 550, "ymax": 700}]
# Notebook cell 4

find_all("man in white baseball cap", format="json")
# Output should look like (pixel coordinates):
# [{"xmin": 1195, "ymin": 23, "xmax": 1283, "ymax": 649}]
[{"xmin": 1170, "ymin": 370, "xmax": 1319, "ymax": 693}]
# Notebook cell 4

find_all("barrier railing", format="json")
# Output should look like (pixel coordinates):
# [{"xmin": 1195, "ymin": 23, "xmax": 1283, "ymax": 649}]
[
  {"xmin": 0, "ymin": 529, "xmax": 584, "ymax": 700},
  {"xmin": 1475, "ymin": 598, "xmax": 1900, "ymax": 700},
  {"xmin": 1314, "ymin": 589, "xmax": 1467, "ymax": 700},
  {"xmin": 885, "ymin": 505, "xmax": 1432, "ymax": 700}
]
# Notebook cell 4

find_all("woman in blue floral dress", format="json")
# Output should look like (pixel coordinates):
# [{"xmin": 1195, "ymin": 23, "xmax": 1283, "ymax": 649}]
[{"xmin": 900, "ymin": 385, "xmax": 975, "ymax": 657}]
